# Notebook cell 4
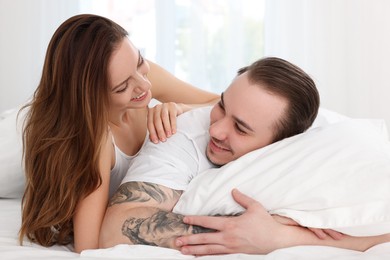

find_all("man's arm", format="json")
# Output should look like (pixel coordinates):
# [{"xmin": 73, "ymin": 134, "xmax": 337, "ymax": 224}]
[
  {"xmin": 176, "ymin": 189, "xmax": 390, "ymax": 255},
  {"xmin": 120, "ymin": 206, "xmax": 212, "ymax": 248},
  {"xmin": 108, "ymin": 181, "xmax": 179, "ymax": 207},
  {"xmin": 99, "ymin": 182, "xmax": 212, "ymax": 249}
]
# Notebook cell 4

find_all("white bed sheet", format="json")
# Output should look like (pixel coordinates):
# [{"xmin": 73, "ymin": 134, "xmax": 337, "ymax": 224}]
[{"xmin": 1, "ymin": 198, "xmax": 390, "ymax": 260}]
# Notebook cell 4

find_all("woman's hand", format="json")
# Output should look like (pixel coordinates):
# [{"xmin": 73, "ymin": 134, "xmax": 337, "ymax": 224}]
[
  {"xmin": 147, "ymin": 102, "xmax": 191, "ymax": 143},
  {"xmin": 272, "ymin": 215, "xmax": 343, "ymax": 240}
]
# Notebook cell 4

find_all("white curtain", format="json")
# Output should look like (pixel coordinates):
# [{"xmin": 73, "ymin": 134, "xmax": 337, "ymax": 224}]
[
  {"xmin": 2, "ymin": 0, "xmax": 389, "ymax": 136},
  {"xmin": 88, "ymin": 0, "xmax": 264, "ymax": 94},
  {"xmin": 0, "ymin": 0, "xmax": 79, "ymax": 112},
  {"xmin": 0, "ymin": 0, "xmax": 264, "ymax": 113},
  {"xmin": 264, "ymin": 0, "xmax": 390, "ymax": 134}
]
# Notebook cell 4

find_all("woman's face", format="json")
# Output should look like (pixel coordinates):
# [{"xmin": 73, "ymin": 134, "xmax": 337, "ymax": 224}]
[{"xmin": 108, "ymin": 38, "xmax": 152, "ymax": 112}]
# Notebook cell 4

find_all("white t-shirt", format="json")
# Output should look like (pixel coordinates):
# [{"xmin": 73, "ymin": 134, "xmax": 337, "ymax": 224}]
[{"xmin": 121, "ymin": 106, "xmax": 215, "ymax": 190}]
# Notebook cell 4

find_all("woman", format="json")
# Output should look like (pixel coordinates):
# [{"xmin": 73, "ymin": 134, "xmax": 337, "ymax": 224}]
[{"xmin": 18, "ymin": 14, "xmax": 218, "ymax": 253}]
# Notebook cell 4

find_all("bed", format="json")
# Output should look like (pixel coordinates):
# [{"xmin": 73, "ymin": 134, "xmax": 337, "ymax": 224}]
[
  {"xmin": 1, "ymin": 198, "xmax": 390, "ymax": 260},
  {"xmin": 1, "ymin": 107, "xmax": 390, "ymax": 259}
]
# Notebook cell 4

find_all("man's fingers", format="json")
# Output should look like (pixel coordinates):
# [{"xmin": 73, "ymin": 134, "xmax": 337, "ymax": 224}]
[
  {"xmin": 180, "ymin": 244, "xmax": 230, "ymax": 256},
  {"xmin": 177, "ymin": 232, "xmax": 229, "ymax": 256},
  {"xmin": 176, "ymin": 232, "xmax": 222, "ymax": 247},
  {"xmin": 231, "ymin": 189, "xmax": 264, "ymax": 211},
  {"xmin": 182, "ymin": 215, "xmax": 224, "ymax": 231}
]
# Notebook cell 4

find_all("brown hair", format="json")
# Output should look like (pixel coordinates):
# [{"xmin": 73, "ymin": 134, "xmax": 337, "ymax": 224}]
[
  {"xmin": 19, "ymin": 14, "xmax": 128, "ymax": 246},
  {"xmin": 238, "ymin": 57, "xmax": 320, "ymax": 142}
]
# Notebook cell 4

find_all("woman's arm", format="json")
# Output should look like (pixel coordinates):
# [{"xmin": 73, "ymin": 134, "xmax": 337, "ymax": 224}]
[
  {"xmin": 147, "ymin": 60, "xmax": 219, "ymax": 106},
  {"xmin": 146, "ymin": 60, "xmax": 219, "ymax": 142},
  {"xmin": 72, "ymin": 134, "xmax": 113, "ymax": 253}
]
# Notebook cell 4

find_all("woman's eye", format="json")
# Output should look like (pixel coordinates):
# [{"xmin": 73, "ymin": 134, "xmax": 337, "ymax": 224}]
[
  {"xmin": 116, "ymin": 83, "xmax": 128, "ymax": 93},
  {"xmin": 139, "ymin": 56, "xmax": 144, "ymax": 67},
  {"xmin": 138, "ymin": 51, "xmax": 145, "ymax": 67}
]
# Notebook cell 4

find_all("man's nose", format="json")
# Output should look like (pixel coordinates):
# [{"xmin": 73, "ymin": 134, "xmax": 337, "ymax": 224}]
[{"xmin": 209, "ymin": 118, "xmax": 229, "ymax": 141}]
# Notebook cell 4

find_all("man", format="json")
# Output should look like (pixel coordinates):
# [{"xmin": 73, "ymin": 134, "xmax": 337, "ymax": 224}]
[{"xmin": 99, "ymin": 57, "xmax": 389, "ymax": 254}]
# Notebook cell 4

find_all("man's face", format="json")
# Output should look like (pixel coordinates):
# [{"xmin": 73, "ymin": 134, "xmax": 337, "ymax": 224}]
[{"xmin": 206, "ymin": 72, "xmax": 288, "ymax": 166}]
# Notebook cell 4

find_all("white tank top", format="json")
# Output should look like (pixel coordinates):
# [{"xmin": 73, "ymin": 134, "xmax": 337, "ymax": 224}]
[{"xmin": 109, "ymin": 135, "xmax": 147, "ymax": 198}]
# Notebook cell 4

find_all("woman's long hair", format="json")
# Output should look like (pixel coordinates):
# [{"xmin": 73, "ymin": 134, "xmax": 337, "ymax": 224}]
[{"xmin": 19, "ymin": 14, "xmax": 128, "ymax": 246}]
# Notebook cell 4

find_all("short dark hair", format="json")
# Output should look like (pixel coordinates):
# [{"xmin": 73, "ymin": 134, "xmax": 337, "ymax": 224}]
[{"xmin": 238, "ymin": 57, "xmax": 320, "ymax": 142}]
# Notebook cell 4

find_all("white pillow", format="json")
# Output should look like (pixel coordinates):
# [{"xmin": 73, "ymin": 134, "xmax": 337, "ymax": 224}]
[
  {"xmin": 310, "ymin": 107, "xmax": 389, "ymax": 141},
  {"xmin": 173, "ymin": 117, "xmax": 390, "ymax": 236},
  {"xmin": 0, "ymin": 108, "xmax": 25, "ymax": 198}
]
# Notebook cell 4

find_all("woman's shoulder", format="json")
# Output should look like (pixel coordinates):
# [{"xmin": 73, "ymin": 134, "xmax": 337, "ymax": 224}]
[{"xmin": 100, "ymin": 128, "xmax": 115, "ymax": 173}]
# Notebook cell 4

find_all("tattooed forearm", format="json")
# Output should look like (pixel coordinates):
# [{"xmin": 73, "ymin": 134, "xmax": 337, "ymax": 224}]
[
  {"xmin": 109, "ymin": 182, "xmax": 181, "ymax": 207},
  {"xmin": 191, "ymin": 224, "xmax": 214, "ymax": 234},
  {"xmin": 121, "ymin": 209, "xmax": 214, "ymax": 248}
]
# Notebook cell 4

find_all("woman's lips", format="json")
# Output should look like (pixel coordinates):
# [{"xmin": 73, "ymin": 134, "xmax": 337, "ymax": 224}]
[{"xmin": 131, "ymin": 92, "xmax": 147, "ymax": 101}]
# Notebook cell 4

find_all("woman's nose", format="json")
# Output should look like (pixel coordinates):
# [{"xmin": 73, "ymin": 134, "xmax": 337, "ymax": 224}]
[{"xmin": 135, "ymin": 73, "xmax": 151, "ymax": 92}]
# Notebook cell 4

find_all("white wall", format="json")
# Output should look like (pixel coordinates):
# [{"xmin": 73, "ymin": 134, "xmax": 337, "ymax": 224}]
[
  {"xmin": 0, "ymin": 0, "xmax": 79, "ymax": 112},
  {"xmin": 1, "ymin": 0, "xmax": 389, "ymax": 136},
  {"xmin": 265, "ymin": 0, "xmax": 390, "ymax": 135},
  {"xmin": 0, "ymin": 0, "xmax": 262, "ymax": 112}
]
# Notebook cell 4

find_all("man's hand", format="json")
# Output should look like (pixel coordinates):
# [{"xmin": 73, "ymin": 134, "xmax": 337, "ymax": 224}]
[{"xmin": 175, "ymin": 189, "xmax": 286, "ymax": 255}]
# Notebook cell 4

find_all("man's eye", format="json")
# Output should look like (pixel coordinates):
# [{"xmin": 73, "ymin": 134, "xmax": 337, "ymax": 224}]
[
  {"xmin": 217, "ymin": 101, "xmax": 225, "ymax": 110},
  {"xmin": 235, "ymin": 123, "xmax": 247, "ymax": 134}
]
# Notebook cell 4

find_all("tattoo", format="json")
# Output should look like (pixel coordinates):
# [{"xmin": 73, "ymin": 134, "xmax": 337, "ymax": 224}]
[
  {"xmin": 191, "ymin": 224, "xmax": 211, "ymax": 234},
  {"xmin": 109, "ymin": 182, "xmax": 181, "ymax": 207},
  {"xmin": 122, "ymin": 209, "xmax": 214, "ymax": 247}
]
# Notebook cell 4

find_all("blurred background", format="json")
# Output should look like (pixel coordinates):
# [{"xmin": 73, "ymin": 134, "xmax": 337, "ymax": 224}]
[{"xmin": 0, "ymin": 0, "xmax": 389, "ymax": 134}]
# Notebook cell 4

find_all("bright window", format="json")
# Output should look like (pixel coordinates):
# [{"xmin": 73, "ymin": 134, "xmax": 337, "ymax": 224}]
[{"xmin": 80, "ymin": 0, "xmax": 264, "ymax": 93}]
